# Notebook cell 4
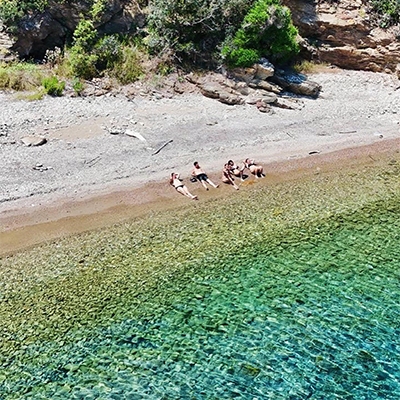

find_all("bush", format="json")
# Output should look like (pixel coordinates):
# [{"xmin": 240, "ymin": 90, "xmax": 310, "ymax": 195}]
[
  {"xmin": 72, "ymin": 78, "xmax": 84, "ymax": 95},
  {"xmin": 0, "ymin": 0, "xmax": 49, "ymax": 23},
  {"xmin": 0, "ymin": 62, "xmax": 45, "ymax": 91},
  {"xmin": 110, "ymin": 46, "xmax": 144, "ymax": 84},
  {"xmin": 42, "ymin": 75, "xmax": 65, "ymax": 96},
  {"xmin": 221, "ymin": 47, "xmax": 260, "ymax": 68},
  {"xmin": 147, "ymin": 0, "xmax": 254, "ymax": 62},
  {"xmin": 371, "ymin": 0, "xmax": 400, "ymax": 27},
  {"xmin": 222, "ymin": 0, "xmax": 299, "ymax": 68},
  {"xmin": 94, "ymin": 35, "xmax": 123, "ymax": 71},
  {"xmin": 293, "ymin": 60, "xmax": 329, "ymax": 74},
  {"xmin": 68, "ymin": 50, "xmax": 98, "ymax": 80}
]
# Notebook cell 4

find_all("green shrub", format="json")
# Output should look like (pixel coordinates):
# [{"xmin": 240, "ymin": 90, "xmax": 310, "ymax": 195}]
[
  {"xmin": 147, "ymin": 0, "xmax": 254, "ymax": 62},
  {"xmin": 0, "ymin": 62, "xmax": 44, "ymax": 91},
  {"xmin": 222, "ymin": 0, "xmax": 299, "ymax": 68},
  {"xmin": 94, "ymin": 35, "xmax": 123, "ymax": 71},
  {"xmin": 110, "ymin": 46, "xmax": 144, "ymax": 84},
  {"xmin": 0, "ymin": 0, "xmax": 50, "ymax": 23},
  {"xmin": 72, "ymin": 78, "xmax": 84, "ymax": 95},
  {"xmin": 42, "ymin": 75, "xmax": 65, "ymax": 96},
  {"xmin": 66, "ymin": 1, "xmax": 124, "ymax": 79},
  {"xmin": 221, "ymin": 47, "xmax": 260, "ymax": 68},
  {"xmin": 16, "ymin": 89, "xmax": 46, "ymax": 101},
  {"xmin": 69, "ymin": 50, "xmax": 98, "ymax": 80},
  {"xmin": 371, "ymin": 0, "xmax": 400, "ymax": 27}
]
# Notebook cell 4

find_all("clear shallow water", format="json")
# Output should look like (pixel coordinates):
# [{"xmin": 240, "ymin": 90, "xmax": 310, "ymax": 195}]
[{"xmin": 2, "ymin": 202, "xmax": 400, "ymax": 399}]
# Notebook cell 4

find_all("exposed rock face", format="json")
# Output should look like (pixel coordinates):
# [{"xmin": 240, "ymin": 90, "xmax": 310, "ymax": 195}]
[
  {"xmin": 282, "ymin": 0, "xmax": 400, "ymax": 74},
  {"xmin": 2, "ymin": 0, "xmax": 144, "ymax": 59},
  {"xmin": 1, "ymin": 0, "xmax": 399, "ymax": 75},
  {"xmin": 196, "ymin": 64, "xmax": 315, "ymax": 111},
  {"xmin": 0, "ymin": 21, "xmax": 15, "ymax": 61}
]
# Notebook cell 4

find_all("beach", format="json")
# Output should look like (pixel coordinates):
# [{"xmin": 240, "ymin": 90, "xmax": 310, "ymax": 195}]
[
  {"xmin": 0, "ymin": 68, "xmax": 400, "ymax": 254},
  {"xmin": 1, "ymin": 135, "xmax": 400, "ymax": 398},
  {"xmin": 1, "ymin": 65, "xmax": 400, "ymax": 396}
]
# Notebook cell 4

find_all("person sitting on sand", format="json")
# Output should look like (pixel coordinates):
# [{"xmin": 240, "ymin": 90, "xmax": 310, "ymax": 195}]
[
  {"xmin": 227, "ymin": 160, "xmax": 245, "ymax": 181},
  {"xmin": 170, "ymin": 173, "xmax": 198, "ymax": 200},
  {"xmin": 244, "ymin": 158, "xmax": 265, "ymax": 178},
  {"xmin": 191, "ymin": 162, "xmax": 219, "ymax": 191},
  {"xmin": 222, "ymin": 164, "xmax": 239, "ymax": 190}
]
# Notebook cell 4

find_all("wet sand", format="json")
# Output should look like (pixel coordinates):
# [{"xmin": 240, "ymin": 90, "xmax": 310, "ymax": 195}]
[{"xmin": 1, "ymin": 137, "xmax": 398, "ymax": 256}]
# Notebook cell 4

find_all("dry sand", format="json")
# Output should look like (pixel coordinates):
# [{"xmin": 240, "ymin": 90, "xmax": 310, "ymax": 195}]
[{"xmin": 1, "ymin": 69, "xmax": 400, "ymax": 254}]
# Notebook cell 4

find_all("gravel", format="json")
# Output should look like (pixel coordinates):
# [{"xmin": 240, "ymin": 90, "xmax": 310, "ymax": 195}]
[{"xmin": 0, "ymin": 69, "xmax": 399, "ymax": 210}]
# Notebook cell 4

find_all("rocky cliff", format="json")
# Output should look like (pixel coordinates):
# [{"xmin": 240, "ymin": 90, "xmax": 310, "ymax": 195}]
[
  {"xmin": 283, "ymin": 0, "xmax": 400, "ymax": 74},
  {"xmin": 0, "ymin": 0, "xmax": 399, "ymax": 75},
  {"xmin": 0, "ymin": 0, "xmax": 144, "ymax": 60}
]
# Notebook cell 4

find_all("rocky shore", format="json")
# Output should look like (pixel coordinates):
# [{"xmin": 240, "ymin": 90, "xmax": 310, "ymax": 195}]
[{"xmin": 0, "ymin": 68, "xmax": 400, "ymax": 252}]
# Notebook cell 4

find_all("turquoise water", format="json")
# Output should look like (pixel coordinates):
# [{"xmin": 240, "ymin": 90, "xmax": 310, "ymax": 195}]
[{"xmin": 2, "ymin": 203, "xmax": 400, "ymax": 399}]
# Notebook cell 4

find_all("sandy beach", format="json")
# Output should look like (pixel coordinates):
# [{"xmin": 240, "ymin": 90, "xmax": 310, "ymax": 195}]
[{"xmin": 1, "ymin": 68, "xmax": 400, "ymax": 254}]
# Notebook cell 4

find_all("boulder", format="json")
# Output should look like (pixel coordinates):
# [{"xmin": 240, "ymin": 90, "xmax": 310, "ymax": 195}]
[
  {"xmin": 228, "ymin": 66, "xmax": 257, "ymax": 83},
  {"xmin": 234, "ymin": 82, "xmax": 250, "ymax": 96},
  {"xmin": 272, "ymin": 73, "xmax": 321, "ymax": 97},
  {"xmin": 200, "ymin": 83, "xmax": 222, "ymax": 99},
  {"xmin": 21, "ymin": 136, "xmax": 47, "ymax": 146},
  {"xmin": 200, "ymin": 82, "xmax": 243, "ymax": 105},
  {"xmin": 275, "ymin": 97, "xmax": 304, "ymax": 110},
  {"xmin": 254, "ymin": 58, "xmax": 275, "ymax": 80},
  {"xmin": 256, "ymin": 101, "xmax": 273, "ymax": 113},
  {"xmin": 218, "ymin": 91, "xmax": 243, "ymax": 105},
  {"xmin": 249, "ymin": 79, "xmax": 282, "ymax": 94}
]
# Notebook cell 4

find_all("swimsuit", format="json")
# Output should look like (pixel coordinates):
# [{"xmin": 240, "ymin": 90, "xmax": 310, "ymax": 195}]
[
  {"xmin": 172, "ymin": 178, "xmax": 184, "ymax": 189},
  {"xmin": 196, "ymin": 173, "xmax": 208, "ymax": 181}
]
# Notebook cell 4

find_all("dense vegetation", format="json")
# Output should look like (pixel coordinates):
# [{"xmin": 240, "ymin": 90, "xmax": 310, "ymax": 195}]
[
  {"xmin": 0, "ymin": 0, "xmax": 51, "ymax": 23},
  {"xmin": 221, "ymin": 0, "xmax": 299, "ymax": 67},
  {"xmin": 0, "ymin": 0, "xmax": 300, "ymax": 88},
  {"xmin": 0, "ymin": 0, "xmax": 399, "ymax": 92},
  {"xmin": 371, "ymin": 0, "xmax": 400, "ymax": 27}
]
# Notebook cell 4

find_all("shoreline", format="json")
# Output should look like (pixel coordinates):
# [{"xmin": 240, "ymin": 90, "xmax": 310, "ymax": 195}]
[
  {"xmin": 1, "ymin": 136, "xmax": 399, "ymax": 256},
  {"xmin": 1, "ymin": 69, "xmax": 400, "ymax": 255}
]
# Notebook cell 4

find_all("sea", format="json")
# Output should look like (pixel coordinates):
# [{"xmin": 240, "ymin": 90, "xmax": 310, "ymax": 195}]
[{"xmin": 1, "ymin": 153, "xmax": 400, "ymax": 399}]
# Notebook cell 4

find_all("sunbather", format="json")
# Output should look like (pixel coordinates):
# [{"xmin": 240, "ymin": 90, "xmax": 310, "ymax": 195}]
[
  {"xmin": 222, "ymin": 164, "xmax": 239, "ymax": 190},
  {"xmin": 170, "ymin": 173, "xmax": 198, "ymax": 200},
  {"xmin": 227, "ymin": 160, "xmax": 245, "ymax": 181},
  {"xmin": 192, "ymin": 162, "xmax": 219, "ymax": 190},
  {"xmin": 244, "ymin": 158, "xmax": 265, "ymax": 178}
]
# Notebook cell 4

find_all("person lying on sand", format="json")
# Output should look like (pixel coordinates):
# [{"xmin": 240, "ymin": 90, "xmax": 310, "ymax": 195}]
[
  {"xmin": 227, "ymin": 160, "xmax": 245, "ymax": 181},
  {"xmin": 170, "ymin": 173, "xmax": 198, "ymax": 200},
  {"xmin": 192, "ymin": 162, "xmax": 219, "ymax": 190},
  {"xmin": 222, "ymin": 164, "xmax": 239, "ymax": 190},
  {"xmin": 244, "ymin": 158, "xmax": 265, "ymax": 178}
]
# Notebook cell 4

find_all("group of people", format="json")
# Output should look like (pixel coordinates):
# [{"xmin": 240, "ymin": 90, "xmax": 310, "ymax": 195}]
[{"xmin": 170, "ymin": 159, "xmax": 264, "ymax": 200}]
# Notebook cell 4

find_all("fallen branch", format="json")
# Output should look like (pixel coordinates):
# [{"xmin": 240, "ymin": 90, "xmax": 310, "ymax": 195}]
[
  {"xmin": 152, "ymin": 139, "xmax": 173, "ymax": 156},
  {"xmin": 85, "ymin": 155, "xmax": 101, "ymax": 167}
]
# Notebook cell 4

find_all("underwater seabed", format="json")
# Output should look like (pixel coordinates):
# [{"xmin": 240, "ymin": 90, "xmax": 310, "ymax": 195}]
[{"xmin": 1, "ymin": 155, "xmax": 400, "ymax": 399}]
